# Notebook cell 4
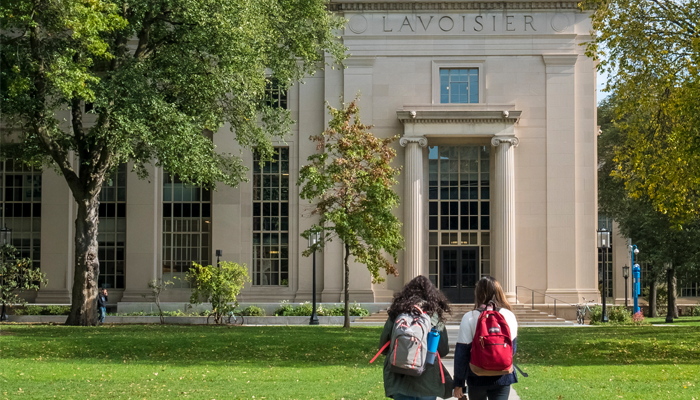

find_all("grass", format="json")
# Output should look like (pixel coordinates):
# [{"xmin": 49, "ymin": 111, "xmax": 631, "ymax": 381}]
[
  {"xmin": 516, "ymin": 325, "xmax": 700, "ymax": 400},
  {"xmin": 645, "ymin": 315, "xmax": 700, "ymax": 326},
  {"xmin": 1, "ymin": 323, "xmax": 699, "ymax": 399},
  {"xmin": 0, "ymin": 324, "xmax": 385, "ymax": 400}
]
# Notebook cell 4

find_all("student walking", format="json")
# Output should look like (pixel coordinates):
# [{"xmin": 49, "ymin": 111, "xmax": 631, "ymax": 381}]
[
  {"xmin": 374, "ymin": 275, "xmax": 454, "ymax": 400},
  {"xmin": 97, "ymin": 288, "xmax": 108, "ymax": 324},
  {"xmin": 453, "ymin": 276, "xmax": 519, "ymax": 400}
]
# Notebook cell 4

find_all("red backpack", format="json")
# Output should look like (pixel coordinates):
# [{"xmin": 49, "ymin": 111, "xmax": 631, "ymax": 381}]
[{"xmin": 469, "ymin": 303, "xmax": 513, "ymax": 376}]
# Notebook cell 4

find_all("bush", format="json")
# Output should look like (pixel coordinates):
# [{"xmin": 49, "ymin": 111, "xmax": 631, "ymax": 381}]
[
  {"xmin": 274, "ymin": 300, "xmax": 295, "ymax": 316},
  {"xmin": 13, "ymin": 305, "xmax": 70, "ymax": 315},
  {"xmin": 272, "ymin": 300, "xmax": 369, "ymax": 317},
  {"xmin": 632, "ymin": 311, "xmax": 648, "ymax": 325},
  {"xmin": 242, "ymin": 305, "xmax": 265, "ymax": 316},
  {"xmin": 590, "ymin": 305, "xmax": 633, "ymax": 325},
  {"xmin": 693, "ymin": 305, "xmax": 700, "ymax": 317}
]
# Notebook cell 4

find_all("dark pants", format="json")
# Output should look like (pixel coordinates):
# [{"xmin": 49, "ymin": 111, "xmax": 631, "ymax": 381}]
[
  {"xmin": 393, "ymin": 394, "xmax": 436, "ymax": 400},
  {"xmin": 467, "ymin": 384, "xmax": 510, "ymax": 400}
]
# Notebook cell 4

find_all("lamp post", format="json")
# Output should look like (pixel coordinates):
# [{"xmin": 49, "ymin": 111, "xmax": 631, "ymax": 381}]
[
  {"xmin": 308, "ymin": 232, "xmax": 321, "ymax": 326},
  {"xmin": 622, "ymin": 265, "xmax": 630, "ymax": 309},
  {"xmin": 665, "ymin": 261, "xmax": 674, "ymax": 323},
  {"xmin": 216, "ymin": 249, "xmax": 222, "ymax": 268},
  {"xmin": 632, "ymin": 247, "xmax": 641, "ymax": 314},
  {"xmin": 597, "ymin": 228, "xmax": 611, "ymax": 323},
  {"xmin": 0, "ymin": 225, "xmax": 13, "ymax": 322}
]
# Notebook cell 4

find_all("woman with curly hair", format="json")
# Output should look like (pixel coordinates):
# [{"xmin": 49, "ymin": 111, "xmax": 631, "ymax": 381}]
[{"xmin": 377, "ymin": 275, "xmax": 453, "ymax": 400}]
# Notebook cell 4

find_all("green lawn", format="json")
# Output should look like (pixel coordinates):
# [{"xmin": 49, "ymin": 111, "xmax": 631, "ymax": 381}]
[
  {"xmin": 516, "ymin": 325, "xmax": 700, "ymax": 400},
  {"xmin": 646, "ymin": 316, "xmax": 700, "ymax": 326},
  {"xmin": 1, "ymin": 323, "xmax": 699, "ymax": 400}
]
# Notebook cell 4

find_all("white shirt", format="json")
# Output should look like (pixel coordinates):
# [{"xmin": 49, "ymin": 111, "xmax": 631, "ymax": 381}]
[{"xmin": 456, "ymin": 308, "xmax": 518, "ymax": 344}]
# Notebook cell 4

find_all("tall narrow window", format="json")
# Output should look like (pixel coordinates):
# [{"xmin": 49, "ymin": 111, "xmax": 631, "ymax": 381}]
[
  {"xmin": 253, "ymin": 148, "xmax": 289, "ymax": 286},
  {"xmin": 162, "ymin": 173, "xmax": 211, "ymax": 287},
  {"xmin": 427, "ymin": 145, "xmax": 490, "ymax": 292},
  {"xmin": 0, "ymin": 160, "xmax": 41, "ymax": 269},
  {"xmin": 265, "ymin": 78, "xmax": 288, "ymax": 109},
  {"xmin": 678, "ymin": 278, "xmax": 698, "ymax": 297},
  {"xmin": 98, "ymin": 164, "xmax": 127, "ymax": 289},
  {"xmin": 440, "ymin": 69, "xmax": 479, "ymax": 104},
  {"xmin": 598, "ymin": 216, "xmax": 613, "ymax": 298}
]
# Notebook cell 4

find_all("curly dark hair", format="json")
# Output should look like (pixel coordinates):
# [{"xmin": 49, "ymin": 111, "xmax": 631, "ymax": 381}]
[{"xmin": 387, "ymin": 276, "xmax": 451, "ymax": 323}]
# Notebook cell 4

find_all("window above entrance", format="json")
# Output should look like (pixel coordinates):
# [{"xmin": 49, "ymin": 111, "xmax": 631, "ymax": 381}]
[{"xmin": 440, "ymin": 68, "xmax": 479, "ymax": 104}]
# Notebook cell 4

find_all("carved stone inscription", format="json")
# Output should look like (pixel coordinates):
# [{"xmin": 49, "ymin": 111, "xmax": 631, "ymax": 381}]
[{"xmin": 347, "ymin": 13, "xmax": 566, "ymax": 35}]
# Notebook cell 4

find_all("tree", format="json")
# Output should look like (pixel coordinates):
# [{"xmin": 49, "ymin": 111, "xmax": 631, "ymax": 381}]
[
  {"xmin": 142, "ymin": 279, "xmax": 174, "ymax": 324},
  {"xmin": 298, "ymin": 99, "xmax": 403, "ymax": 329},
  {"xmin": 584, "ymin": 0, "xmax": 700, "ymax": 224},
  {"xmin": 0, "ymin": 0, "xmax": 345, "ymax": 325},
  {"xmin": 186, "ymin": 261, "xmax": 250, "ymax": 324},
  {"xmin": 597, "ymin": 98, "xmax": 700, "ymax": 319},
  {"xmin": 0, "ymin": 244, "xmax": 48, "ymax": 319}
]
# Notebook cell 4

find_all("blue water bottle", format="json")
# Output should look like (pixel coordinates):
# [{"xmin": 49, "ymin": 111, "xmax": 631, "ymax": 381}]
[{"xmin": 426, "ymin": 327, "xmax": 440, "ymax": 365}]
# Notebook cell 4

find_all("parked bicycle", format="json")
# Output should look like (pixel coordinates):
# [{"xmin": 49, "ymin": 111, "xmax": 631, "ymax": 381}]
[{"xmin": 576, "ymin": 297, "xmax": 596, "ymax": 325}]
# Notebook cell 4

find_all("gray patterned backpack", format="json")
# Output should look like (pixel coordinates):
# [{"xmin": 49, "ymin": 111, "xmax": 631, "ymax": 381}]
[{"xmin": 372, "ymin": 305, "xmax": 432, "ymax": 376}]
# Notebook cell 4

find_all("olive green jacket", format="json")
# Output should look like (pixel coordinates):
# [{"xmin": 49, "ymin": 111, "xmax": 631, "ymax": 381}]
[{"xmin": 379, "ymin": 316, "xmax": 454, "ymax": 399}]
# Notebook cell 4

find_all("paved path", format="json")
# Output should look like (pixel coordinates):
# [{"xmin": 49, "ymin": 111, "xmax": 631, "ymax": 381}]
[{"xmin": 440, "ymin": 327, "xmax": 522, "ymax": 400}]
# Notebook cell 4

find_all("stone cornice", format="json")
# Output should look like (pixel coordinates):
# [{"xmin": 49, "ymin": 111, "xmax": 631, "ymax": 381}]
[
  {"xmin": 397, "ymin": 109, "xmax": 521, "ymax": 124},
  {"xmin": 329, "ymin": 1, "xmax": 581, "ymax": 11}
]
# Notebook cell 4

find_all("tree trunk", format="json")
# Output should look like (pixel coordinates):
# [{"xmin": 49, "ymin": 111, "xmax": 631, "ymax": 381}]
[
  {"xmin": 65, "ymin": 197, "xmax": 101, "ymax": 326},
  {"xmin": 671, "ymin": 274, "xmax": 679, "ymax": 318},
  {"xmin": 343, "ymin": 243, "xmax": 350, "ymax": 329},
  {"xmin": 648, "ymin": 278, "xmax": 657, "ymax": 318}
]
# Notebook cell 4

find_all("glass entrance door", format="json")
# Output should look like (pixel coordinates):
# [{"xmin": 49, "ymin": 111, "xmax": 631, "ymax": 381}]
[{"xmin": 440, "ymin": 247, "xmax": 478, "ymax": 304}]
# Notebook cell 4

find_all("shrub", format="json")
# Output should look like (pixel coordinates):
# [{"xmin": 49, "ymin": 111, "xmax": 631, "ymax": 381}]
[
  {"xmin": 186, "ymin": 261, "xmax": 250, "ymax": 324},
  {"xmin": 590, "ymin": 305, "xmax": 633, "ymax": 325},
  {"xmin": 274, "ymin": 300, "xmax": 295, "ymax": 316},
  {"xmin": 272, "ymin": 301, "xmax": 369, "ymax": 317},
  {"xmin": 632, "ymin": 311, "xmax": 648, "ymax": 325},
  {"xmin": 349, "ymin": 302, "xmax": 370, "ymax": 317},
  {"xmin": 291, "ymin": 302, "xmax": 314, "ymax": 316},
  {"xmin": 13, "ymin": 305, "xmax": 70, "ymax": 315},
  {"xmin": 693, "ymin": 305, "xmax": 700, "ymax": 317},
  {"xmin": 46, "ymin": 305, "xmax": 71, "ymax": 315},
  {"xmin": 242, "ymin": 305, "xmax": 265, "ymax": 316}
]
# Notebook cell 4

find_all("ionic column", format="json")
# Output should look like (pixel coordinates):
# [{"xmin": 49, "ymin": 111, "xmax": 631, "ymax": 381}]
[
  {"xmin": 400, "ymin": 136, "xmax": 427, "ymax": 284},
  {"xmin": 491, "ymin": 136, "xmax": 519, "ymax": 301}
]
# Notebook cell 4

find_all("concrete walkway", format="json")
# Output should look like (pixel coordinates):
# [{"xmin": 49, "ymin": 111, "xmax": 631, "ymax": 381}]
[{"xmin": 440, "ymin": 326, "xmax": 522, "ymax": 400}]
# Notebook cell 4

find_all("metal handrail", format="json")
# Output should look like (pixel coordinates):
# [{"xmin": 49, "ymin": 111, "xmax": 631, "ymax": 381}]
[{"xmin": 515, "ymin": 285, "xmax": 578, "ymax": 317}]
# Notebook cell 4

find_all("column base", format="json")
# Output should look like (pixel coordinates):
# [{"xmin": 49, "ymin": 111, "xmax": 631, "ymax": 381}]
[
  {"xmin": 321, "ymin": 290, "xmax": 342, "ymax": 303},
  {"xmin": 120, "ymin": 290, "xmax": 153, "ymax": 303},
  {"xmin": 338, "ymin": 289, "xmax": 376, "ymax": 303},
  {"xmin": 34, "ymin": 289, "xmax": 71, "ymax": 304},
  {"xmin": 544, "ymin": 288, "xmax": 601, "ymax": 304}
]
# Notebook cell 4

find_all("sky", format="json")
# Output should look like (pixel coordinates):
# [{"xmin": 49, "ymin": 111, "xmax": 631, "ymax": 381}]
[{"xmin": 597, "ymin": 68, "xmax": 610, "ymax": 104}]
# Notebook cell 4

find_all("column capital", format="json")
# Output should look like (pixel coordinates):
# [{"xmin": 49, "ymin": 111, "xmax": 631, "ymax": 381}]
[
  {"xmin": 491, "ymin": 136, "xmax": 519, "ymax": 148},
  {"xmin": 399, "ymin": 136, "xmax": 428, "ymax": 148}
]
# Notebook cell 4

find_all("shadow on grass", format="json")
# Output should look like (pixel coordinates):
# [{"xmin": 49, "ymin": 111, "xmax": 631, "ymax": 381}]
[{"xmin": 0, "ymin": 325, "xmax": 385, "ymax": 368}]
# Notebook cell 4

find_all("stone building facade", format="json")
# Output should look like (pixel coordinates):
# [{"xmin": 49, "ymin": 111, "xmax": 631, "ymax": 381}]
[{"xmin": 5, "ymin": 1, "xmax": 644, "ymax": 307}]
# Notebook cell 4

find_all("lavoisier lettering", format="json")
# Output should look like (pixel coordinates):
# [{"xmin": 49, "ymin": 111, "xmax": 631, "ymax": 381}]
[{"xmin": 366, "ymin": 14, "xmax": 541, "ymax": 34}]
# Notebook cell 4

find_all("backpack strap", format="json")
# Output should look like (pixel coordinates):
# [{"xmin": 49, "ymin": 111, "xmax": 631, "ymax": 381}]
[
  {"xmin": 437, "ymin": 352, "xmax": 445, "ymax": 384},
  {"xmin": 513, "ymin": 363, "xmax": 529, "ymax": 378},
  {"xmin": 370, "ymin": 341, "xmax": 391, "ymax": 364}
]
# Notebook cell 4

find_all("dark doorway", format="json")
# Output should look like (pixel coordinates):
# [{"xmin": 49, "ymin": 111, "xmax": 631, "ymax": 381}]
[{"xmin": 440, "ymin": 247, "xmax": 478, "ymax": 303}]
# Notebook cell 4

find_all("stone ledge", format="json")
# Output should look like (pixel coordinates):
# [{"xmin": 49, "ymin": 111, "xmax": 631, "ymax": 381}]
[{"xmin": 4, "ymin": 315, "xmax": 359, "ymax": 325}]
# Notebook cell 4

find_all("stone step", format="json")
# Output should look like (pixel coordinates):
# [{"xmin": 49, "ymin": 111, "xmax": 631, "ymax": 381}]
[{"xmin": 357, "ymin": 305, "xmax": 574, "ymax": 326}]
